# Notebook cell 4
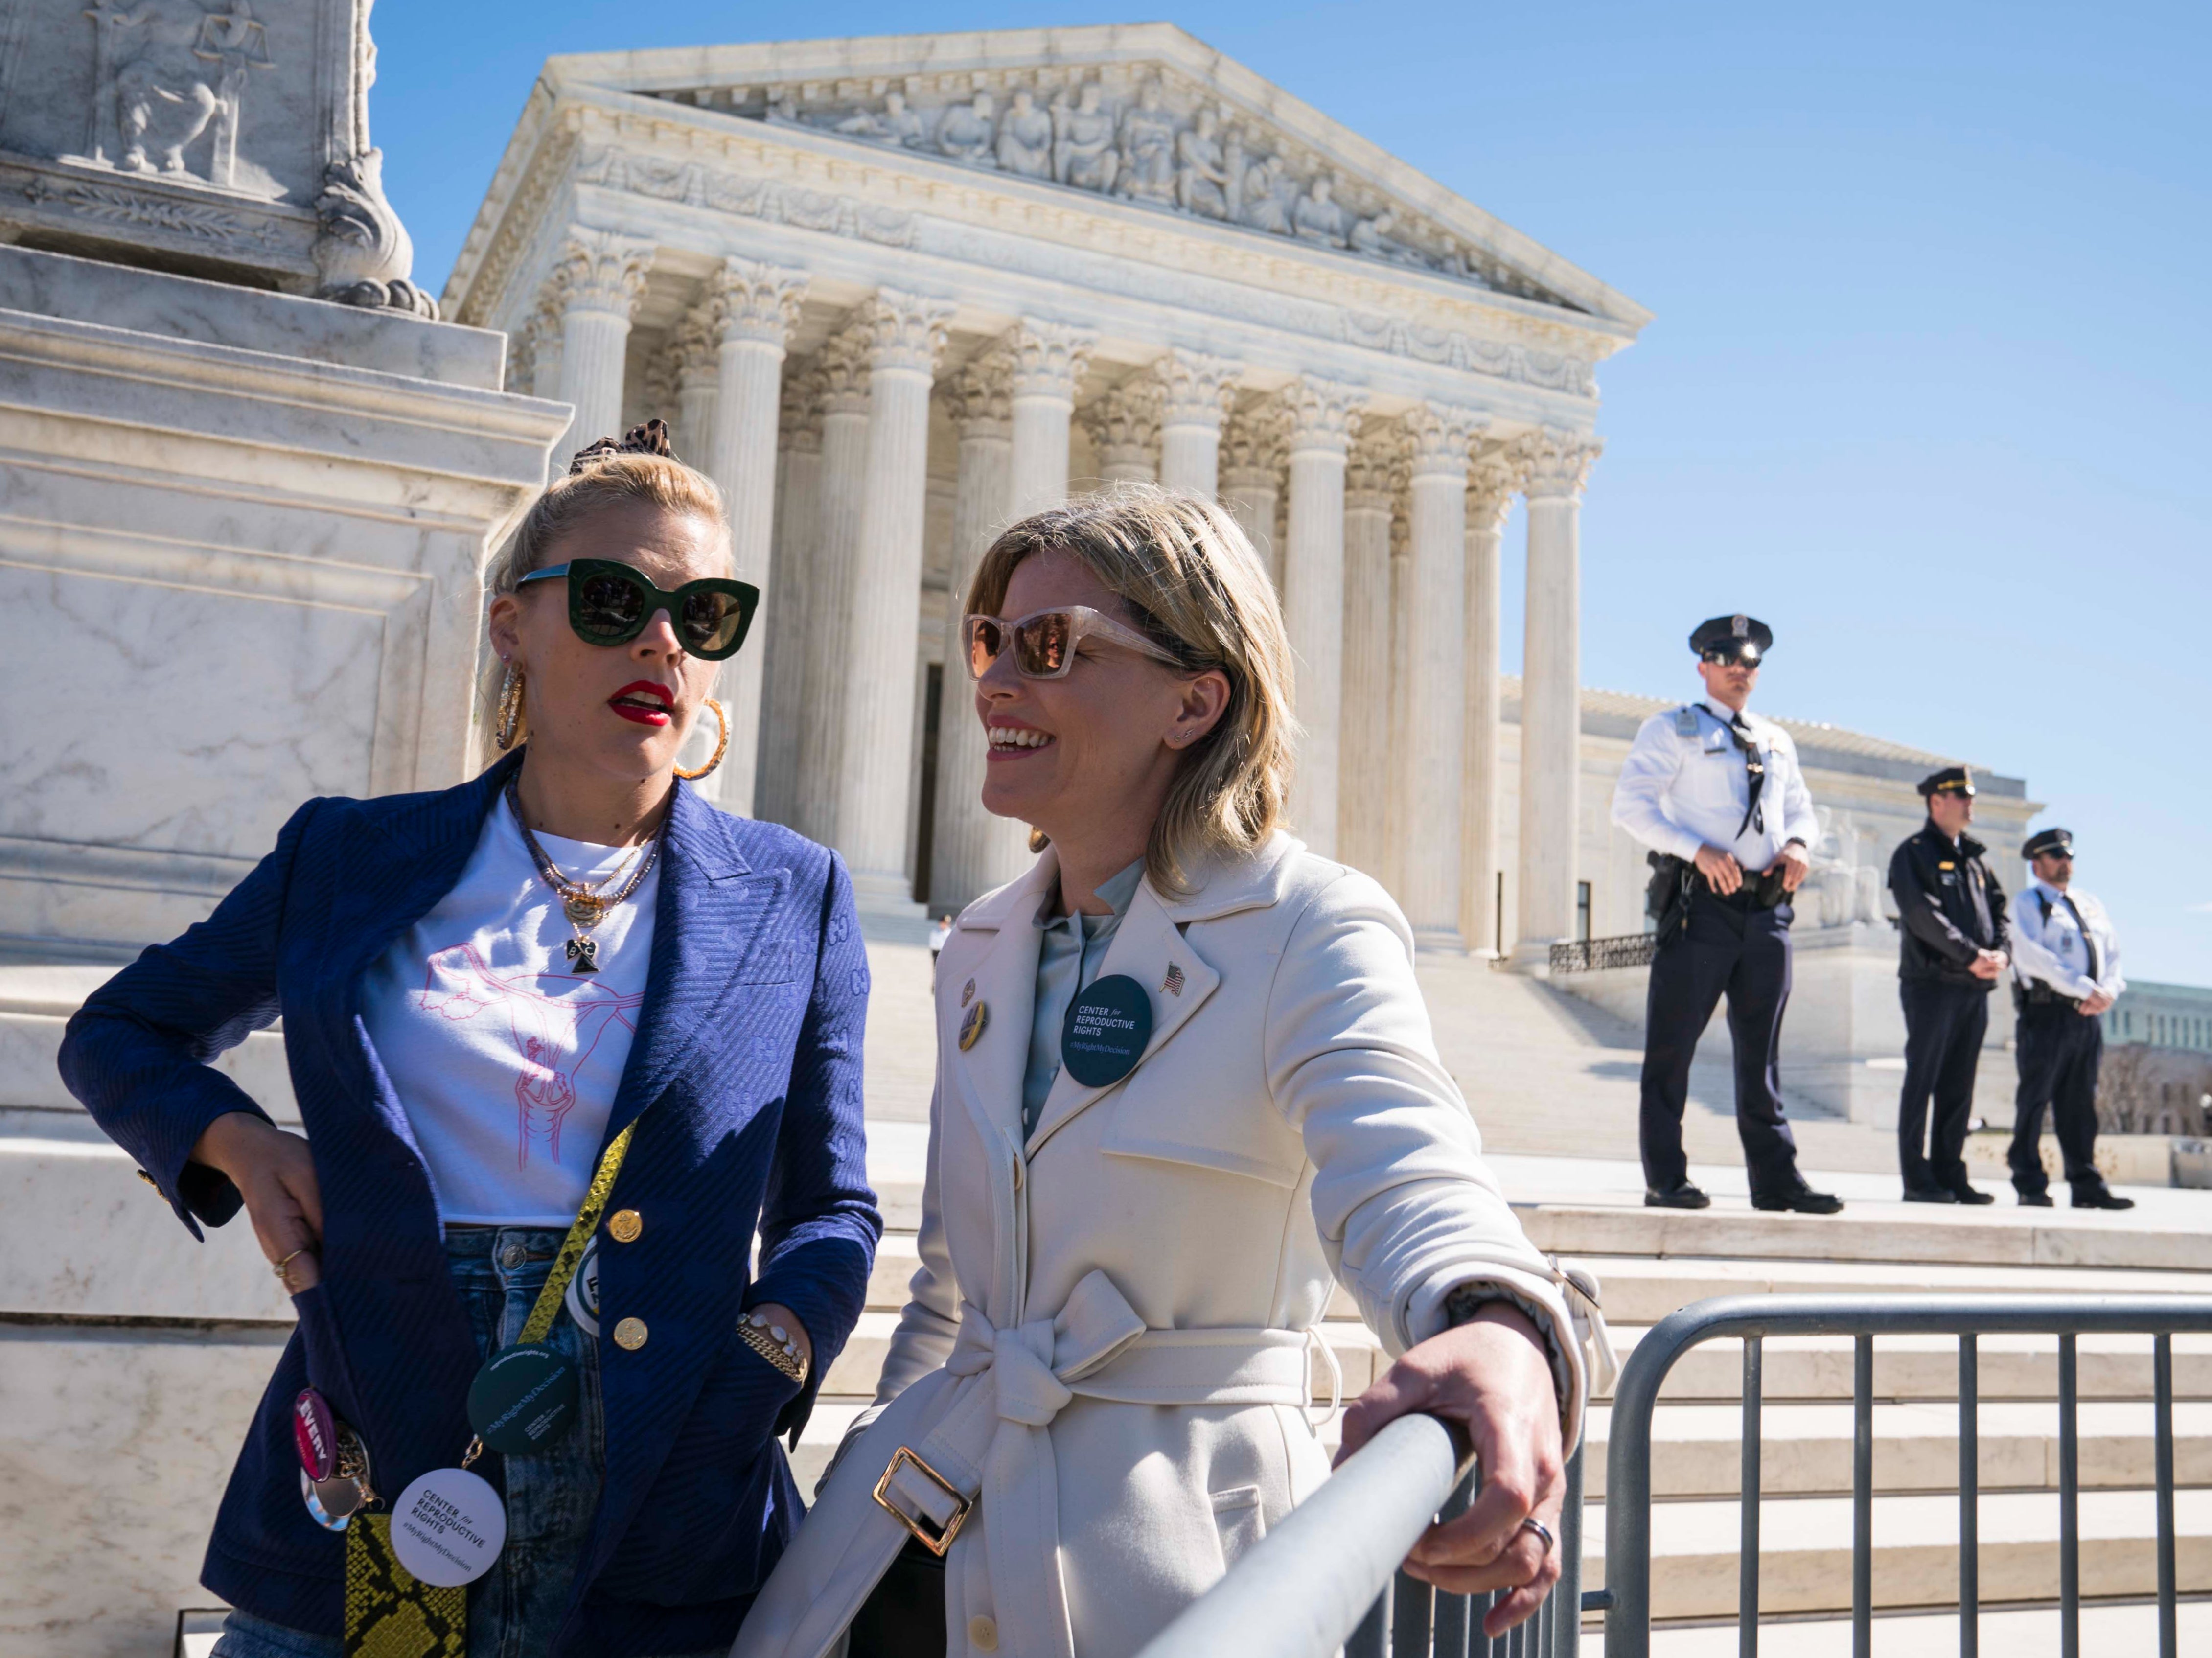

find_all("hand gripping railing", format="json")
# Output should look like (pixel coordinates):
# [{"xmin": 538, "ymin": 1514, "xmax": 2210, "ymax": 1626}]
[
  {"xmin": 1130, "ymin": 1411, "xmax": 1588, "ymax": 1658},
  {"xmin": 1604, "ymin": 1293, "xmax": 2212, "ymax": 1658}
]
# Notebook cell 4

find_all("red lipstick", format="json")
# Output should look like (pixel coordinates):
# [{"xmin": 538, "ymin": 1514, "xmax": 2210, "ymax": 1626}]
[{"xmin": 608, "ymin": 681, "xmax": 674, "ymax": 727}]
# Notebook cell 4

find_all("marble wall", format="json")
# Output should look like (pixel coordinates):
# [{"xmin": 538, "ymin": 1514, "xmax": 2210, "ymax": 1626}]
[{"xmin": 0, "ymin": 243, "xmax": 568, "ymax": 960}]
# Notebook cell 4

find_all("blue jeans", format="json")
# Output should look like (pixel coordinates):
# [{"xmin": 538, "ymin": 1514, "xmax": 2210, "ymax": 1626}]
[{"xmin": 212, "ymin": 1226, "xmax": 722, "ymax": 1658}]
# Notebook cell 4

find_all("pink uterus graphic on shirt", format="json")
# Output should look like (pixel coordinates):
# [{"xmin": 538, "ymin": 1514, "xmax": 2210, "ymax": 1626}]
[{"xmin": 416, "ymin": 944, "xmax": 645, "ymax": 1170}]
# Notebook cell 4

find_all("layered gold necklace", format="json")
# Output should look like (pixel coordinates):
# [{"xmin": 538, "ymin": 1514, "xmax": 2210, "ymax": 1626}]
[{"xmin": 505, "ymin": 778, "xmax": 659, "ymax": 975}]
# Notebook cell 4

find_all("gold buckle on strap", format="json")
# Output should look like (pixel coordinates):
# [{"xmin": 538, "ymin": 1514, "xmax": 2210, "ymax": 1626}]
[{"xmin": 872, "ymin": 1445, "xmax": 971, "ymax": 1557}]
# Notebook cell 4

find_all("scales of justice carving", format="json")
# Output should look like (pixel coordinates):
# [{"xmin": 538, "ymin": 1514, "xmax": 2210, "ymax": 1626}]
[
  {"xmin": 669, "ymin": 69, "xmax": 1566, "ymax": 306},
  {"xmin": 67, "ymin": 1, "xmax": 279, "ymax": 197}
]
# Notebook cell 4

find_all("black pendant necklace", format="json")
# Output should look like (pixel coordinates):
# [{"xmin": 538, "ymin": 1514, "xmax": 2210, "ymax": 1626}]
[{"xmin": 506, "ymin": 780, "xmax": 658, "ymax": 974}]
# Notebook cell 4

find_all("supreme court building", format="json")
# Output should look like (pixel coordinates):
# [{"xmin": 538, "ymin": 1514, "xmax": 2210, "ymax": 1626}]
[{"xmin": 442, "ymin": 24, "xmax": 1654, "ymax": 960}]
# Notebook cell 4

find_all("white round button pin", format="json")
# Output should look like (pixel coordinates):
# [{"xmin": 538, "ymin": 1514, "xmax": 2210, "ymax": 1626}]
[{"xmin": 388, "ymin": 1466, "xmax": 507, "ymax": 1587}]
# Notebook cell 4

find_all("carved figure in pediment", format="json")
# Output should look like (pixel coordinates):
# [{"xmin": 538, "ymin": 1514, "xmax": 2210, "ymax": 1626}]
[
  {"xmin": 937, "ymin": 92, "xmax": 996, "ymax": 166},
  {"xmin": 995, "ymin": 89, "xmax": 1053, "ymax": 178},
  {"xmin": 1291, "ymin": 173, "xmax": 1350, "ymax": 248},
  {"xmin": 1238, "ymin": 153, "xmax": 1293, "ymax": 234},
  {"xmin": 834, "ymin": 90, "xmax": 926, "ymax": 149},
  {"xmin": 1174, "ymin": 106, "xmax": 1232, "ymax": 219},
  {"xmin": 1350, "ymin": 204, "xmax": 1429, "ymax": 267},
  {"xmin": 1220, "ymin": 122, "xmax": 1246, "ymax": 222},
  {"xmin": 1050, "ymin": 82, "xmax": 1117, "ymax": 192},
  {"xmin": 764, "ymin": 92, "xmax": 802, "ymax": 125},
  {"xmin": 1114, "ymin": 79, "xmax": 1176, "ymax": 204}
]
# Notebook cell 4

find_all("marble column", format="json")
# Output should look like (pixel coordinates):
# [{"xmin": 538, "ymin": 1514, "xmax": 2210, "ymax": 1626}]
[
  {"xmin": 833, "ymin": 289, "xmax": 954, "ymax": 910},
  {"xmin": 794, "ymin": 322, "xmax": 873, "ymax": 845},
  {"xmin": 1083, "ymin": 372, "xmax": 1161, "ymax": 485},
  {"xmin": 1510, "ymin": 427, "xmax": 1603, "ymax": 968},
  {"xmin": 670, "ymin": 311, "xmax": 719, "ymax": 464},
  {"xmin": 1221, "ymin": 400, "xmax": 1287, "ymax": 588},
  {"xmin": 1399, "ymin": 402, "xmax": 1487, "ymax": 949},
  {"xmin": 1275, "ymin": 377, "xmax": 1365, "ymax": 858},
  {"xmin": 1007, "ymin": 319, "xmax": 1095, "ymax": 519},
  {"xmin": 517, "ymin": 299, "xmax": 564, "ymax": 401},
  {"xmin": 928, "ymin": 350, "xmax": 1017, "ymax": 912},
  {"xmin": 1153, "ymin": 348, "xmax": 1241, "ymax": 497},
  {"xmin": 553, "ymin": 228, "xmax": 655, "ymax": 459},
  {"xmin": 1461, "ymin": 450, "xmax": 1523, "ymax": 957},
  {"xmin": 700, "ymin": 258, "xmax": 807, "ymax": 815},
  {"xmin": 1383, "ymin": 480, "xmax": 1413, "ymax": 897},
  {"xmin": 757, "ymin": 365, "xmax": 822, "ymax": 829},
  {"xmin": 1337, "ymin": 422, "xmax": 1398, "ymax": 876}
]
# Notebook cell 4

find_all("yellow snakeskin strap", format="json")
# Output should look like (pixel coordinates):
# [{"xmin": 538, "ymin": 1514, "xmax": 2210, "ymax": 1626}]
[
  {"xmin": 520, "ymin": 1119, "xmax": 637, "ymax": 1346},
  {"xmin": 344, "ymin": 1515, "xmax": 465, "ymax": 1658}
]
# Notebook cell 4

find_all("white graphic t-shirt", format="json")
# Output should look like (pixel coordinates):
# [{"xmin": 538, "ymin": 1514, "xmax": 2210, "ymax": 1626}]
[{"xmin": 361, "ymin": 803, "xmax": 659, "ymax": 1225}]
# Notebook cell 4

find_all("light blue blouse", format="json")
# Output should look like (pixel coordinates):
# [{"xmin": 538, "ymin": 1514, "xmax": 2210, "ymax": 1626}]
[{"xmin": 1022, "ymin": 857, "xmax": 1148, "ymax": 1138}]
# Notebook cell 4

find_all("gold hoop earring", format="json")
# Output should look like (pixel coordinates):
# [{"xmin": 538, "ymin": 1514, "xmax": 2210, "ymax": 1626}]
[
  {"xmin": 674, "ymin": 699, "xmax": 729, "ymax": 781},
  {"xmin": 495, "ymin": 663, "xmax": 525, "ymax": 751}
]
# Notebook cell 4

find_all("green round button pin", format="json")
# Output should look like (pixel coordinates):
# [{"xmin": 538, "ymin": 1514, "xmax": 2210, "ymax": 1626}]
[
  {"xmin": 1060, "ymin": 973, "xmax": 1153, "ymax": 1087},
  {"xmin": 466, "ymin": 1343, "xmax": 580, "ymax": 1455}
]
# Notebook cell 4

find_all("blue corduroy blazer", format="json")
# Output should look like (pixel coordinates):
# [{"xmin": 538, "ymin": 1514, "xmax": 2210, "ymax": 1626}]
[{"xmin": 59, "ymin": 751, "xmax": 881, "ymax": 1657}]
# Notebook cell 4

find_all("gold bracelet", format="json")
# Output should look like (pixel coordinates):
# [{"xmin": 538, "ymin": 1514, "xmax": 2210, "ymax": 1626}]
[{"xmin": 738, "ymin": 1311, "xmax": 807, "ymax": 1383}]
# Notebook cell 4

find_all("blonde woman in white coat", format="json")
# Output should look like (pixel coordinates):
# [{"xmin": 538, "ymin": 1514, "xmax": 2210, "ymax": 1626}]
[{"xmin": 739, "ymin": 488, "xmax": 1601, "ymax": 1658}]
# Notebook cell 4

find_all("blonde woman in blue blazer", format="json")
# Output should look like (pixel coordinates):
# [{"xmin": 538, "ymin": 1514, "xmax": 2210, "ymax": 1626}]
[{"xmin": 62, "ymin": 425, "xmax": 880, "ymax": 1658}]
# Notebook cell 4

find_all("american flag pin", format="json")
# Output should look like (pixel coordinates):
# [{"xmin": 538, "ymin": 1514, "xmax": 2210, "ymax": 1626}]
[{"xmin": 1162, "ymin": 964, "xmax": 1185, "ymax": 997}]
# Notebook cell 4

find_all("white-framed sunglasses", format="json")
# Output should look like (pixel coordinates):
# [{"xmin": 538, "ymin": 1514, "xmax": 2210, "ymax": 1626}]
[{"xmin": 962, "ymin": 606, "xmax": 1186, "ymax": 680}]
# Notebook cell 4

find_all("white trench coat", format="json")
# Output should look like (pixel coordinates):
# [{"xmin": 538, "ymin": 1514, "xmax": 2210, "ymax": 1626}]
[{"xmin": 737, "ymin": 834, "xmax": 1595, "ymax": 1658}]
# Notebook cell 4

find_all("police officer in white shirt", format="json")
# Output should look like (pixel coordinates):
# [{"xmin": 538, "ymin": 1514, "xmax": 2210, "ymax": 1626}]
[
  {"xmin": 2008, "ymin": 827, "xmax": 2132, "ymax": 1209},
  {"xmin": 1610, "ymin": 615, "xmax": 1842, "ymax": 1214}
]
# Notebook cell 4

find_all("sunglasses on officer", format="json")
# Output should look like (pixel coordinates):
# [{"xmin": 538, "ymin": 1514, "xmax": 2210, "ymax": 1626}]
[
  {"xmin": 518, "ymin": 558, "xmax": 760, "ymax": 661},
  {"xmin": 962, "ymin": 606, "xmax": 1186, "ymax": 680}
]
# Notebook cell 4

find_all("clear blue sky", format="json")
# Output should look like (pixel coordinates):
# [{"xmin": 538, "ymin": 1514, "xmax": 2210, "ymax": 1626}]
[{"xmin": 372, "ymin": 2, "xmax": 2212, "ymax": 983}]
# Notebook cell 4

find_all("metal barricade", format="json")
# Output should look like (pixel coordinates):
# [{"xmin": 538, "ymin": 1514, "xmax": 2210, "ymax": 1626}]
[
  {"xmin": 1604, "ymin": 1293, "xmax": 2212, "ymax": 1658},
  {"xmin": 1549, "ymin": 935, "xmax": 1659, "ymax": 975},
  {"xmin": 1130, "ymin": 1412, "xmax": 1588, "ymax": 1658}
]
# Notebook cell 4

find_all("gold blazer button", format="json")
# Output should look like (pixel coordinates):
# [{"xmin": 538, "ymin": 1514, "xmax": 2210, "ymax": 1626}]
[
  {"xmin": 613, "ymin": 1317, "xmax": 648, "ymax": 1351},
  {"xmin": 608, "ymin": 1208, "xmax": 643, "ymax": 1243}
]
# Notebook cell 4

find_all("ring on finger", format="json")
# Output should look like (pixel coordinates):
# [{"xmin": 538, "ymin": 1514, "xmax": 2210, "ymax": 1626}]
[
  {"xmin": 272, "ymin": 1247, "xmax": 313, "ymax": 1290},
  {"xmin": 1516, "ymin": 1516, "xmax": 1555, "ymax": 1556}
]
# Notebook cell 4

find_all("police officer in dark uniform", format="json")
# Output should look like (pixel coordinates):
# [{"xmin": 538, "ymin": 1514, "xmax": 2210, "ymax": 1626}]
[
  {"xmin": 1887, "ymin": 766, "xmax": 2010, "ymax": 1202},
  {"xmin": 1611, "ymin": 614, "xmax": 1842, "ymax": 1214}
]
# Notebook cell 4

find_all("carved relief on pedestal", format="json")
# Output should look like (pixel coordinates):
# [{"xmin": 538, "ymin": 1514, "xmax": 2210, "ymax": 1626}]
[
  {"xmin": 69, "ymin": 0, "xmax": 276, "ymax": 192},
  {"xmin": 652, "ymin": 64, "xmax": 1575, "ymax": 305}
]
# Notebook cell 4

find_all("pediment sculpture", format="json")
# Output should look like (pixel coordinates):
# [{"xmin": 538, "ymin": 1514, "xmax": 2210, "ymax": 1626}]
[{"xmin": 696, "ymin": 69, "xmax": 1571, "ymax": 307}]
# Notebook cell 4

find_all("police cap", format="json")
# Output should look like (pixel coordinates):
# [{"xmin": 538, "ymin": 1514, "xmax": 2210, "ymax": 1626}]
[
  {"xmin": 1689, "ymin": 614, "xmax": 1773, "ymax": 665},
  {"xmin": 2022, "ymin": 827, "xmax": 2075, "ymax": 861},
  {"xmin": 1916, "ymin": 765, "xmax": 1976, "ymax": 799}
]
